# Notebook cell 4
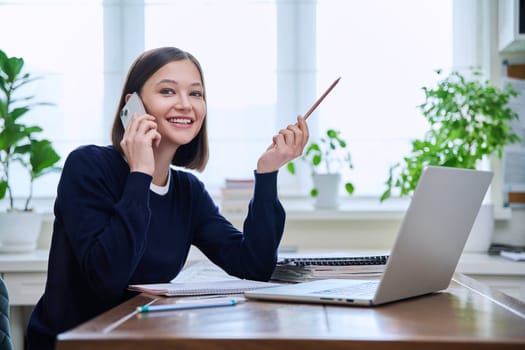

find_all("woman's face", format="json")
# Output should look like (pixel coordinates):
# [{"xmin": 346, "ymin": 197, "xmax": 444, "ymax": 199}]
[{"xmin": 140, "ymin": 59, "xmax": 206, "ymax": 150}]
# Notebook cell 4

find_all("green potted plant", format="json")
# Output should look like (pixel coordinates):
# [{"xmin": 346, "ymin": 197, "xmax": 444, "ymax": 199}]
[
  {"xmin": 0, "ymin": 48, "xmax": 61, "ymax": 252},
  {"xmin": 287, "ymin": 128, "xmax": 355, "ymax": 208},
  {"xmin": 380, "ymin": 68, "xmax": 521, "ymax": 251}
]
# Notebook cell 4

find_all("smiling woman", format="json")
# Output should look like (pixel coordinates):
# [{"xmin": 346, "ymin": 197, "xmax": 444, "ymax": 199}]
[
  {"xmin": 25, "ymin": 45, "xmax": 309, "ymax": 350},
  {"xmin": 115, "ymin": 56, "xmax": 208, "ymax": 179}
]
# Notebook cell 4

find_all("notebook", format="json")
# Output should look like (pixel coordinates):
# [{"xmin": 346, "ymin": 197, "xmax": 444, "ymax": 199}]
[
  {"xmin": 245, "ymin": 166, "xmax": 493, "ymax": 306},
  {"xmin": 128, "ymin": 279, "xmax": 279, "ymax": 297},
  {"xmin": 277, "ymin": 255, "xmax": 389, "ymax": 266}
]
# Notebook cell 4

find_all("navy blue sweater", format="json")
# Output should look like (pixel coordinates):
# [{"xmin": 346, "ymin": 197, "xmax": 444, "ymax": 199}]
[{"xmin": 26, "ymin": 145, "xmax": 285, "ymax": 350}]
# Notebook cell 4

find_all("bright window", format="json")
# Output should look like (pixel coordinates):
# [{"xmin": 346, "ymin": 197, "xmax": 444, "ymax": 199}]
[
  {"xmin": 145, "ymin": 0, "xmax": 452, "ymax": 196},
  {"xmin": 0, "ymin": 0, "xmax": 104, "ymax": 200},
  {"xmin": 0, "ymin": 0, "xmax": 454, "ymax": 203},
  {"xmin": 316, "ymin": 0, "xmax": 453, "ymax": 195}
]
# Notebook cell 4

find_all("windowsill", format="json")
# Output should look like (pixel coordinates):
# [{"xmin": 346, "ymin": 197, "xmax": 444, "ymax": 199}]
[
  {"xmin": 280, "ymin": 197, "xmax": 408, "ymax": 221},
  {"xmin": 5, "ymin": 195, "xmax": 514, "ymax": 222},
  {"xmin": 220, "ymin": 195, "xmax": 514, "ymax": 222}
]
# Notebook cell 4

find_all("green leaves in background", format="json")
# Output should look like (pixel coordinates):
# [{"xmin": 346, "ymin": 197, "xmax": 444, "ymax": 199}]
[
  {"xmin": 288, "ymin": 128, "xmax": 355, "ymax": 197},
  {"xmin": 381, "ymin": 68, "xmax": 521, "ymax": 202},
  {"xmin": 0, "ymin": 48, "xmax": 61, "ymax": 211}
]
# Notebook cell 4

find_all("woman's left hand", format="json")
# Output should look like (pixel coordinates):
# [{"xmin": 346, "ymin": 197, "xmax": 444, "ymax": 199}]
[{"xmin": 256, "ymin": 115, "xmax": 309, "ymax": 173}]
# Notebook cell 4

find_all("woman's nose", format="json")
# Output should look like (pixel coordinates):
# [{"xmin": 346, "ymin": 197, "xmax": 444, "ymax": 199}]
[{"xmin": 174, "ymin": 95, "xmax": 191, "ymax": 110}]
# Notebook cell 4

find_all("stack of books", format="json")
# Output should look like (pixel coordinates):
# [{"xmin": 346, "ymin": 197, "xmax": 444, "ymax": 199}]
[
  {"xmin": 271, "ymin": 255, "xmax": 388, "ymax": 283},
  {"xmin": 220, "ymin": 178, "xmax": 254, "ymax": 214}
]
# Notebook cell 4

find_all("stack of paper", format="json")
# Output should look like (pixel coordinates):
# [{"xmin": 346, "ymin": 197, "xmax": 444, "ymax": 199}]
[
  {"xmin": 271, "ymin": 256, "xmax": 387, "ymax": 283},
  {"xmin": 271, "ymin": 264, "xmax": 385, "ymax": 282}
]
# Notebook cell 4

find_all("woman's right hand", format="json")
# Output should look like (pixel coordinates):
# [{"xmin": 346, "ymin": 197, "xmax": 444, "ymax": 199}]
[
  {"xmin": 120, "ymin": 113, "xmax": 161, "ymax": 176},
  {"xmin": 256, "ymin": 115, "xmax": 309, "ymax": 174}
]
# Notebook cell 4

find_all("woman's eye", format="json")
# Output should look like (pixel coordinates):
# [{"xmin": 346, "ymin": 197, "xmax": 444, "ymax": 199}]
[
  {"xmin": 160, "ymin": 88, "xmax": 175, "ymax": 95},
  {"xmin": 190, "ymin": 91, "xmax": 203, "ymax": 97}
]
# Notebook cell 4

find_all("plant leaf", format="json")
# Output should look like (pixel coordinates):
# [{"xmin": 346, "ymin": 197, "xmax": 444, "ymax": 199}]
[
  {"xmin": 286, "ymin": 162, "xmax": 295, "ymax": 174},
  {"xmin": 0, "ymin": 180, "xmax": 7, "ymax": 200},
  {"xmin": 29, "ymin": 139, "xmax": 61, "ymax": 179}
]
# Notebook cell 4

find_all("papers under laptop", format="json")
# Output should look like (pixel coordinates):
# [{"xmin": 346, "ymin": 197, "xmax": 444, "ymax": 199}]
[
  {"xmin": 245, "ymin": 166, "xmax": 493, "ymax": 306},
  {"xmin": 271, "ymin": 254, "xmax": 389, "ymax": 282}
]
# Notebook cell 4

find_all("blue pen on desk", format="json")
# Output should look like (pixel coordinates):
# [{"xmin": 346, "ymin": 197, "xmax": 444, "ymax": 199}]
[{"xmin": 136, "ymin": 299, "xmax": 238, "ymax": 313}]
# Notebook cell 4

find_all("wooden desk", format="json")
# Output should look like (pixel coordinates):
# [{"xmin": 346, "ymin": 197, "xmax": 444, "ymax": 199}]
[{"xmin": 57, "ymin": 274, "xmax": 525, "ymax": 350}]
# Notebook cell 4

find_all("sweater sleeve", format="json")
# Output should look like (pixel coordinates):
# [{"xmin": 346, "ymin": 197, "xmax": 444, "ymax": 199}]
[
  {"xmin": 56, "ymin": 147, "xmax": 152, "ymax": 300},
  {"xmin": 192, "ymin": 171, "xmax": 285, "ymax": 281}
]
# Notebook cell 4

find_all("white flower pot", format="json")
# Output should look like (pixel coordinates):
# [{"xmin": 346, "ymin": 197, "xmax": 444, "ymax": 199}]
[
  {"xmin": 463, "ymin": 203, "xmax": 494, "ymax": 253},
  {"xmin": 0, "ymin": 211, "xmax": 42, "ymax": 253},
  {"xmin": 312, "ymin": 173, "xmax": 341, "ymax": 209}
]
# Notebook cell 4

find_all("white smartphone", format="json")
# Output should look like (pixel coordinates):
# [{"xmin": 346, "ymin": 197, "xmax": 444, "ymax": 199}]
[{"xmin": 120, "ymin": 92, "xmax": 146, "ymax": 129}]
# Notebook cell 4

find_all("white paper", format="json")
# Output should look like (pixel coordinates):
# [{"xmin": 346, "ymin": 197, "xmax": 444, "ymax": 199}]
[{"xmin": 500, "ymin": 250, "xmax": 525, "ymax": 261}]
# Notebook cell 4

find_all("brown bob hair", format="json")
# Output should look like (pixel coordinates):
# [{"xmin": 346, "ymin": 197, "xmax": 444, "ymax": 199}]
[{"xmin": 111, "ymin": 47, "xmax": 209, "ymax": 171}]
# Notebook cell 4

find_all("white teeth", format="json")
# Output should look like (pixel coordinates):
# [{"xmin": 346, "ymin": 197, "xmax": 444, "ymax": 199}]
[{"xmin": 168, "ymin": 118, "xmax": 192, "ymax": 124}]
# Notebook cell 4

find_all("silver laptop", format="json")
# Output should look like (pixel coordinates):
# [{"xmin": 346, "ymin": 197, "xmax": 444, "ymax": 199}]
[{"xmin": 245, "ymin": 166, "xmax": 493, "ymax": 306}]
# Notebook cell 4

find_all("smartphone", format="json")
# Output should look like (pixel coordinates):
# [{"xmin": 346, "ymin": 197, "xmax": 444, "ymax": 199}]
[{"xmin": 120, "ymin": 92, "xmax": 146, "ymax": 129}]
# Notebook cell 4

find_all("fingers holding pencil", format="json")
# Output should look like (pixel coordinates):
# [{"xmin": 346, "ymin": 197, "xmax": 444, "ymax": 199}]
[{"xmin": 256, "ymin": 76, "xmax": 340, "ymax": 173}]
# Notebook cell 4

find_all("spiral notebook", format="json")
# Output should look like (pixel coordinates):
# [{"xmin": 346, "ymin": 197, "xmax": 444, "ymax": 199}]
[
  {"xmin": 128, "ymin": 279, "xmax": 279, "ymax": 297},
  {"xmin": 278, "ymin": 255, "xmax": 389, "ymax": 266}
]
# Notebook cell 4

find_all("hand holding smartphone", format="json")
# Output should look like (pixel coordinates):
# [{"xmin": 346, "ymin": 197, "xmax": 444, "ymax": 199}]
[{"xmin": 120, "ymin": 92, "xmax": 146, "ymax": 129}]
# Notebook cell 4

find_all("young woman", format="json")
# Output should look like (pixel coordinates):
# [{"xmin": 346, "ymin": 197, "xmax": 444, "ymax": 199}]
[{"xmin": 26, "ymin": 47, "xmax": 309, "ymax": 349}]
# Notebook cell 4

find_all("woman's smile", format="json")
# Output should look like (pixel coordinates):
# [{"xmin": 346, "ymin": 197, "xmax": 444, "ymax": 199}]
[{"xmin": 166, "ymin": 116, "xmax": 195, "ymax": 127}]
